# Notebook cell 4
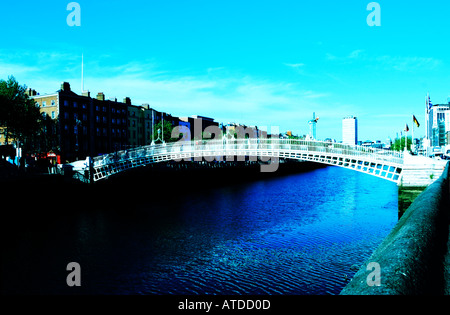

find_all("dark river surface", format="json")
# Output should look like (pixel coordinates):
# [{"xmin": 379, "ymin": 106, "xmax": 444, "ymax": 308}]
[{"xmin": 1, "ymin": 163, "xmax": 399, "ymax": 295}]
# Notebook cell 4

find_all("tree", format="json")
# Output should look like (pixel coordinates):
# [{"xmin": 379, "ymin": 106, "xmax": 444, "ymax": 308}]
[
  {"xmin": 153, "ymin": 120, "xmax": 182, "ymax": 143},
  {"xmin": 35, "ymin": 115, "xmax": 60, "ymax": 154},
  {"xmin": 392, "ymin": 136, "xmax": 412, "ymax": 152},
  {"xmin": 0, "ymin": 76, "xmax": 41, "ymax": 152}
]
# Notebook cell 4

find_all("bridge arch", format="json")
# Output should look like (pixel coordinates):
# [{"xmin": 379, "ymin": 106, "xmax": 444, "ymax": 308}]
[{"xmin": 88, "ymin": 139, "xmax": 404, "ymax": 183}]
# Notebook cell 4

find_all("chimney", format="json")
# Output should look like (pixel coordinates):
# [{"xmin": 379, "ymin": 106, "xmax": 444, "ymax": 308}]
[
  {"xmin": 26, "ymin": 88, "xmax": 37, "ymax": 96},
  {"xmin": 123, "ymin": 97, "xmax": 131, "ymax": 105},
  {"xmin": 61, "ymin": 82, "xmax": 71, "ymax": 92},
  {"xmin": 97, "ymin": 92, "xmax": 105, "ymax": 101},
  {"xmin": 82, "ymin": 91, "xmax": 91, "ymax": 97}
]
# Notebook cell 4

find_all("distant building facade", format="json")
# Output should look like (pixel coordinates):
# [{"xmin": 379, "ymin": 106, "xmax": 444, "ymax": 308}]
[
  {"xmin": 179, "ymin": 115, "xmax": 219, "ymax": 140},
  {"xmin": 342, "ymin": 116, "xmax": 358, "ymax": 145},
  {"xmin": 29, "ymin": 83, "xmax": 129, "ymax": 162},
  {"xmin": 25, "ymin": 81, "xmax": 227, "ymax": 162},
  {"xmin": 17, "ymin": 81, "xmax": 270, "ymax": 163},
  {"xmin": 425, "ymin": 98, "xmax": 450, "ymax": 149}
]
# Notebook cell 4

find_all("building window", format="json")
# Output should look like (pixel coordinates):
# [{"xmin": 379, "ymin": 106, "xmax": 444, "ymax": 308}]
[
  {"xmin": 51, "ymin": 100, "xmax": 55, "ymax": 106},
  {"xmin": 103, "ymin": 128, "xmax": 107, "ymax": 136},
  {"xmin": 64, "ymin": 100, "xmax": 69, "ymax": 107},
  {"xmin": 82, "ymin": 103, "xmax": 86, "ymax": 109},
  {"xmin": 96, "ymin": 116, "xmax": 100, "ymax": 123},
  {"xmin": 73, "ymin": 101, "xmax": 78, "ymax": 108},
  {"xmin": 96, "ymin": 105, "xmax": 99, "ymax": 111},
  {"xmin": 102, "ymin": 106, "xmax": 106, "ymax": 112},
  {"xmin": 103, "ymin": 117, "xmax": 107, "ymax": 124},
  {"xmin": 51, "ymin": 111, "xmax": 55, "ymax": 119},
  {"xmin": 42, "ymin": 101, "xmax": 46, "ymax": 107},
  {"xmin": 96, "ymin": 128, "xmax": 100, "ymax": 136},
  {"xmin": 64, "ymin": 112, "xmax": 69, "ymax": 119},
  {"xmin": 82, "ymin": 114, "xmax": 87, "ymax": 121}
]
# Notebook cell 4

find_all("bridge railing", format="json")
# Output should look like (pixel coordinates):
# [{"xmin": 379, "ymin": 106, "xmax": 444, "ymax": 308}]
[{"xmin": 92, "ymin": 139, "xmax": 404, "ymax": 168}]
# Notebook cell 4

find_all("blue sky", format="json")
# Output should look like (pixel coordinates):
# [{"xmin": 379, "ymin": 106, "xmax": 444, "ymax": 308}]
[{"xmin": 1, "ymin": 0, "xmax": 449, "ymax": 141}]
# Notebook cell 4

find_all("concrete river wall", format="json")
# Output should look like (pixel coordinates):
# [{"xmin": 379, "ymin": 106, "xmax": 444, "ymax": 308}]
[{"xmin": 341, "ymin": 161, "xmax": 450, "ymax": 295}]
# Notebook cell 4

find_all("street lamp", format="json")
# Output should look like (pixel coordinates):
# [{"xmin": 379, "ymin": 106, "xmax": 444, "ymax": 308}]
[
  {"xmin": 152, "ymin": 128, "xmax": 165, "ymax": 145},
  {"xmin": 74, "ymin": 118, "xmax": 82, "ymax": 160}
]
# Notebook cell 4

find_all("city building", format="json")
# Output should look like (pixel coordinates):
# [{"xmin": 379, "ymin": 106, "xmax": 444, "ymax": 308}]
[
  {"xmin": 179, "ymin": 115, "xmax": 219, "ymax": 140},
  {"xmin": 28, "ymin": 82, "xmax": 169, "ymax": 161},
  {"xmin": 222, "ymin": 123, "xmax": 263, "ymax": 140},
  {"xmin": 342, "ymin": 116, "xmax": 358, "ymax": 145},
  {"xmin": 425, "ymin": 96, "xmax": 450, "ymax": 151},
  {"xmin": 29, "ymin": 83, "xmax": 130, "ymax": 162},
  {"xmin": 11, "ymin": 80, "xmax": 271, "ymax": 164}
]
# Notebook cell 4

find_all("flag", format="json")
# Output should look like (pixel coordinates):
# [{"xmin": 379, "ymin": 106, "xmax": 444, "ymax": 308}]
[
  {"xmin": 428, "ymin": 95, "xmax": 433, "ymax": 110},
  {"xmin": 413, "ymin": 115, "xmax": 420, "ymax": 127},
  {"xmin": 405, "ymin": 124, "xmax": 409, "ymax": 132}
]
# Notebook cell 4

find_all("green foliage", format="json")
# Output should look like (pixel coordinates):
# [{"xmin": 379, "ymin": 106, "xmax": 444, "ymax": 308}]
[
  {"xmin": 153, "ymin": 120, "xmax": 181, "ymax": 143},
  {"xmin": 0, "ymin": 76, "xmax": 41, "ymax": 151},
  {"xmin": 392, "ymin": 136, "xmax": 412, "ymax": 152}
]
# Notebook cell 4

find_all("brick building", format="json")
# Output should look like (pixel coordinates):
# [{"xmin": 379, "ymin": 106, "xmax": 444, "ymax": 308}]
[{"xmin": 30, "ymin": 82, "xmax": 128, "ymax": 161}]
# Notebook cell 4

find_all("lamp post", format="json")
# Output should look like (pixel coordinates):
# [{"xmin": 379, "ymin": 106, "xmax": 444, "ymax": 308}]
[
  {"xmin": 154, "ymin": 128, "xmax": 165, "ymax": 145},
  {"xmin": 74, "ymin": 118, "xmax": 82, "ymax": 160}
]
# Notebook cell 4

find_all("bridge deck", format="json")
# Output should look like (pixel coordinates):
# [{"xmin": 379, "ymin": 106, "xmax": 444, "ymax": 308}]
[{"xmin": 89, "ymin": 139, "xmax": 404, "ymax": 183}]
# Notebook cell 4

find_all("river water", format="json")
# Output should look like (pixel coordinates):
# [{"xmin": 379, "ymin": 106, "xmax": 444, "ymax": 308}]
[{"xmin": 1, "ymin": 164, "xmax": 398, "ymax": 295}]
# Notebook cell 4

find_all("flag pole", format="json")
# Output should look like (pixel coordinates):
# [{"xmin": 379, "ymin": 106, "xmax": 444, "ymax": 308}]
[
  {"xmin": 404, "ymin": 124, "xmax": 408, "ymax": 152},
  {"xmin": 405, "ymin": 126, "xmax": 407, "ymax": 152},
  {"xmin": 411, "ymin": 114, "xmax": 414, "ymax": 153}
]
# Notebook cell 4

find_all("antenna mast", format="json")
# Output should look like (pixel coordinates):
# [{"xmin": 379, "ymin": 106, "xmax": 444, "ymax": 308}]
[{"xmin": 81, "ymin": 53, "xmax": 84, "ymax": 93}]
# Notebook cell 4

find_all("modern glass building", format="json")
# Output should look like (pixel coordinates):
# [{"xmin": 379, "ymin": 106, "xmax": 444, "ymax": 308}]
[{"xmin": 342, "ymin": 116, "xmax": 358, "ymax": 145}]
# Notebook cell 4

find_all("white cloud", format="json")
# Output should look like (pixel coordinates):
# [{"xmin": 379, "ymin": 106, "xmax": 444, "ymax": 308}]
[
  {"xmin": 1, "ymin": 51, "xmax": 334, "ymax": 135},
  {"xmin": 375, "ymin": 55, "xmax": 442, "ymax": 72},
  {"xmin": 323, "ymin": 48, "xmax": 442, "ymax": 72},
  {"xmin": 348, "ymin": 49, "xmax": 364, "ymax": 59},
  {"xmin": 325, "ymin": 53, "xmax": 337, "ymax": 60},
  {"xmin": 284, "ymin": 63, "xmax": 305, "ymax": 68},
  {"xmin": 0, "ymin": 63, "xmax": 40, "ymax": 76}
]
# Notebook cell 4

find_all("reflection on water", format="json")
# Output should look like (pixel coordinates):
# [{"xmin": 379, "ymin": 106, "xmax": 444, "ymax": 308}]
[{"xmin": 1, "ymin": 166, "xmax": 398, "ymax": 295}]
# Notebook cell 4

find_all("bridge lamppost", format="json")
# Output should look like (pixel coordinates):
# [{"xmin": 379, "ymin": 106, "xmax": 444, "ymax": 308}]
[
  {"xmin": 152, "ymin": 128, "xmax": 165, "ymax": 145},
  {"xmin": 74, "ymin": 118, "xmax": 82, "ymax": 161}
]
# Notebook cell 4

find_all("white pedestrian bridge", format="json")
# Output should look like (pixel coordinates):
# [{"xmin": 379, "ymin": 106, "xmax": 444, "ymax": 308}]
[{"xmin": 84, "ymin": 139, "xmax": 416, "ymax": 184}]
